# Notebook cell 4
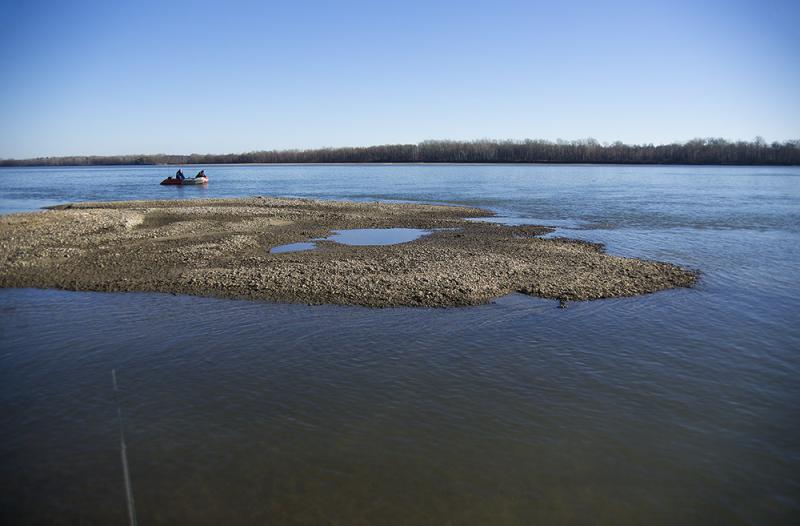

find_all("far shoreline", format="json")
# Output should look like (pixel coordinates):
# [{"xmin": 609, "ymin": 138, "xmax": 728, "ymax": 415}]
[
  {"xmin": 3, "ymin": 138, "xmax": 798, "ymax": 167},
  {"xmin": 2, "ymin": 161, "xmax": 799, "ymax": 168}
]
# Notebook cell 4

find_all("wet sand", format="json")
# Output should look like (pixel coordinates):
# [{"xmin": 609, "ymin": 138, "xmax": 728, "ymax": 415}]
[{"xmin": 0, "ymin": 197, "xmax": 696, "ymax": 307}]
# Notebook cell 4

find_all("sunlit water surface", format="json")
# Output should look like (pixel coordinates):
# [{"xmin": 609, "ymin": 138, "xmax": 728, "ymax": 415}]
[
  {"xmin": 271, "ymin": 228, "xmax": 433, "ymax": 253},
  {"xmin": 1, "ymin": 164, "xmax": 799, "ymax": 525}
]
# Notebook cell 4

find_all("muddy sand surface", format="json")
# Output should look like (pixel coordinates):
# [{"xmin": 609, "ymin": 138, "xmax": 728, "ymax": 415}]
[{"xmin": 0, "ymin": 197, "xmax": 696, "ymax": 307}]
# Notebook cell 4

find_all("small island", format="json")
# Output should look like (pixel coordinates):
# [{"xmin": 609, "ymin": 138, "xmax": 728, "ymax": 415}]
[{"xmin": 0, "ymin": 197, "xmax": 696, "ymax": 307}]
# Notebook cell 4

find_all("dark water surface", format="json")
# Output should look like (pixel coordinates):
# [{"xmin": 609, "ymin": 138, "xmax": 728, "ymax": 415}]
[{"xmin": 1, "ymin": 164, "xmax": 799, "ymax": 525}]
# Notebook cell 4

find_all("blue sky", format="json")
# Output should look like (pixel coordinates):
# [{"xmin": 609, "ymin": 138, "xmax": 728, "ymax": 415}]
[{"xmin": 0, "ymin": 0, "xmax": 798, "ymax": 158}]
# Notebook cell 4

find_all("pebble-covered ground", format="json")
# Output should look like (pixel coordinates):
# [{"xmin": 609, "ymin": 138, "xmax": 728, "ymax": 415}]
[{"xmin": 0, "ymin": 197, "xmax": 697, "ymax": 307}]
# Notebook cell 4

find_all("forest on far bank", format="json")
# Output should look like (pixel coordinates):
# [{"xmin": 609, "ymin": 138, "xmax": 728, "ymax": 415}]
[{"xmin": 3, "ymin": 138, "xmax": 799, "ymax": 167}]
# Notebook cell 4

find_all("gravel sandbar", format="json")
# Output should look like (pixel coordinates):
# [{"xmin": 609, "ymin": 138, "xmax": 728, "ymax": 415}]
[{"xmin": 0, "ymin": 197, "xmax": 697, "ymax": 307}]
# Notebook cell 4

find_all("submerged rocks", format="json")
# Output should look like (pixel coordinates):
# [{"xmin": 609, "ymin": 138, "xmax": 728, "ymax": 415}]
[{"xmin": 0, "ymin": 197, "xmax": 697, "ymax": 307}]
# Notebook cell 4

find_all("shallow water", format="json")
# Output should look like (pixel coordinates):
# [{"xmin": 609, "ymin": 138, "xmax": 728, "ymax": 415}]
[
  {"xmin": 269, "ymin": 241, "xmax": 318, "ymax": 254},
  {"xmin": 327, "ymin": 227, "xmax": 432, "ymax": 246},
  {"xmin": 1, "ymin": 164, "xmax": 799, "ymax": 524},
  {"xmin": 271, "ymin": 227, "xmax": 433, "ymax": 253}
]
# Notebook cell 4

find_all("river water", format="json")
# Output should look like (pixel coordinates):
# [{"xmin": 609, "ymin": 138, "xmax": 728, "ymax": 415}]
[{"xmin": 1, "ymin": 164, "xmax": 798, "ymax": 525}]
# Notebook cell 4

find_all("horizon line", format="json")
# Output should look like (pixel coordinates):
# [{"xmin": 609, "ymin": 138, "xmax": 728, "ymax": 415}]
[{"xmin": 3, "ymin": 136, "xmax": 800, "ymax": 162}]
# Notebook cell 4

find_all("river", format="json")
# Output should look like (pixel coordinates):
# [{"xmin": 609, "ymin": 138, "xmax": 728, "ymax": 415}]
[{"xmin": 1, "ymin": 164, "xmax": 798, "ymax": 524}]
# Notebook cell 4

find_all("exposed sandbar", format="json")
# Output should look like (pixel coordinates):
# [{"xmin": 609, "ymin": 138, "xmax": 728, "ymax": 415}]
[{"xmin": 0, "ymin": 197, "xmax": 697, "ymax": 307}]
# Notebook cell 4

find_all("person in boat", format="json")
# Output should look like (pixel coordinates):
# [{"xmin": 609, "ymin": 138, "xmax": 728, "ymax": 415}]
[
  {"xmin": 176, "ymin": 169, "xmax": 185, "ymax": 181},
  {"xmin": 195, "ymin": 170, "xmax": 206, "ymax": 178}
]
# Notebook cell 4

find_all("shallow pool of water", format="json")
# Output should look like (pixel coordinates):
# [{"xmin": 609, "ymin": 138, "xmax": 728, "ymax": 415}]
[
  {"xmin": 328, "ymin": 227, "xmax": 431, "ymax": 245},
  {"xmin": 269, "ymin": 241, "xmax": 317, "ymax": 254},
  {"xmin": 270, "ymin": 227, "xmax": 432, "ymax": 253}
]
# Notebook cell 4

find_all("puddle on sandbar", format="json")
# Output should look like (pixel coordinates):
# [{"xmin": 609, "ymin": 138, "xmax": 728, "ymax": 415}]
[
  {"xmin": 270, "ymin": 228, "xmax": 433, "ymax": 254},
  {"xmin": 270, "ymin": 242, "xmax": 318, "ymax": 254}
]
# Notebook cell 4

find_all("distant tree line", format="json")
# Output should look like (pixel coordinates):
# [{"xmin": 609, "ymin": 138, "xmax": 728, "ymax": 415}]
[{"xmin": 2, "ymin": 138, "xmax": 799, "ymax": 166}]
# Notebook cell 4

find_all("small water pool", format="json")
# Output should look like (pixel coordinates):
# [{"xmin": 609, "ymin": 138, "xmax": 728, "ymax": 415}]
[
  {"xmin": 270, "ymin": 228, "xmax": 432, "ymax": 254},
  {"xmin": 270, "ymin": 242, "xmax": 318, "ymax": 254}
]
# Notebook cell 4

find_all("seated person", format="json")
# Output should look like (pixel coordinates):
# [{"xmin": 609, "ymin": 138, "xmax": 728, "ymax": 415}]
[
  {"xmin": 196, "ymin": 170, "xmax": 206, "ymax": 178},
  {"xmin": 176, "ymin": 169, "xmax": 185, "ymax": 181}
]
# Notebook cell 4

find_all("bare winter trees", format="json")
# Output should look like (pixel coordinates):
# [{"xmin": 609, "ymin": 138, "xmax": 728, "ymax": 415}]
[{"xmin": 3, "ymin": 138, "xmax": 798, "ymax": 166}]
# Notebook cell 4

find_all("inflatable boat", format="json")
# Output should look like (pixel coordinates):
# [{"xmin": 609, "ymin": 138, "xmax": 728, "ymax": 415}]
[{"xmin": 160, "ymin": 175, "xmax": 208, "ymax": 186}]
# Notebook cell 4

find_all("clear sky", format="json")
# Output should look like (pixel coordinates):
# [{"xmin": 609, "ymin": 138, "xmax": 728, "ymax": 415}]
[{"xmin": 0, "ymin": 0, "xmax": 798, "ymax": 158}]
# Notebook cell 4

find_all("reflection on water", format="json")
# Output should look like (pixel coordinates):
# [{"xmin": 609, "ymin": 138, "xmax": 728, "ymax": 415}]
[
  {"xmin": 270, "ymin": 241, "xmax": 317, "ymax": 254},
  {"xmin": 270, "ymin": 228, "xmax": 432, "ymax": 254},
  {"xmin": 1, "ymin": 164, "xmax": 799, "ymax": 524},
  {"xmin": 328, "ymin": 227, "xmax": 431, "ymax": 246}
]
